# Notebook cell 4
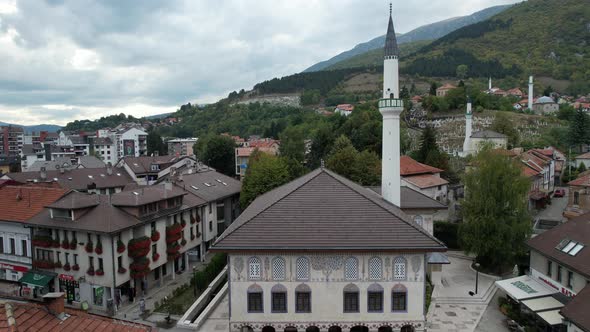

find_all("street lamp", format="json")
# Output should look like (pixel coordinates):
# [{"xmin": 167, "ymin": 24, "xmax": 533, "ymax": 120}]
[{"xmin": 468, "ymin": 262, "xmax": 481, "ymax": 296}]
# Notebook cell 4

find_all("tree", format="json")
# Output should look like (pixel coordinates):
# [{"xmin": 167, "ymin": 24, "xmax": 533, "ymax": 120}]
[
  {"xmin": 199, "ymin": 135, "xmax": 236, "ymax": 176},
  {"xmin": 429, "ymin": 82, "xmax": 438, "ymax": 96},
  {"xmin": 326, "ymin": 135, "xmax": 380, "ymax": 186},
  {"xmin": 410, "ymin": 83, "xmax": 417, "ymax": 94},
  {"xmin": 568, "ymin": 109, "xmax": 590, "ymax": 151},
  {"xmin": 240, "ymin": 151, "xmax": 290, "ymax": 208},
  {"xmin": 308, "ymin": 124, "xmax": 336, "ymax": 168},
  {"xmin": 578, "ymin": 162, "xmax": 587, "ymax": 173},
  {"xmin": 400, "ymin": 86, "xmax": 410, "ymax": 99},
  {"xmin": 279, "ymin": 126, "xmax": 305, "ymax": 163},
  {"xmin": 491, "ymin": 112, "xmax": 520, "ymax": 148},
  {"xmin": 147, "ymin": 131, "xmax": 167, "ymax": 156},
  {"xmin": 456, "ymin": 64, "xmax": 468, "ymax": 79},
  {"xmin": 543, "ymin": 85, "xmax": 554, "ymax": 97},
  {"xmin": 459, "ymin": 147, "xmax": 531, "ymax": 273}
]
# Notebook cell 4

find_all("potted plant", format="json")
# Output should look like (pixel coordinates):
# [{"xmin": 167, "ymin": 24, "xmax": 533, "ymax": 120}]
[
  {"xmin": 54, "ymin": 261, "xmax": 62, "ymax": 269},
  {"xmin": 151, "ymin": 230, "xmax": 160, "ymax": 242},
  {"xmin": 117, "ymin": 239, "xmax": 126, "ymax": 253},
  {"xmin": 152, "ymin": 252, "xmax": 160, "ymax": 262},
  {"xmin": 63, "ymin": 263, "xmax": 71, "ymax": 271},
  {"xmin": 85, "ymin": 241, "xmax": 93, "ymax": 253},
  {"xmin": 72, "ymin": 264, "xmax": 80, "ymax": 271},
  {"xmin": 95, "ymin": 241, "xmax": 103, "ymax": 255},
  {"xmin": 87, "ymin": 266, "xmax": 95, "ymax": 276},
  {"xmin": 61, "ymin": 239, "xmax": 70, "ymax": 250},
  {"xmin": 118, "ymin": 266, "xmax": 127, "ymax": 274},
  {"xmin": 70, "ymin": 238, "xmax": 77, "ymax": 250},
  {"xmin": 95, "ymin": 269, "xmax": 104, "ymax": 276}
]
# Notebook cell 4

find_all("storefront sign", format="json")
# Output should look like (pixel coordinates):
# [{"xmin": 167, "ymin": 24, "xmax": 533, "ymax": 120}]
[
  {"xmin": 0, "ymin": 263, "xmax": 29, "ymax": 273},
  {"xmin": 59, "ymin": 274, "xmax": 75, "ymax": 281},
  {"xmin": 531, "ymin": 268, "xmax": 577, "ymax": 297}
]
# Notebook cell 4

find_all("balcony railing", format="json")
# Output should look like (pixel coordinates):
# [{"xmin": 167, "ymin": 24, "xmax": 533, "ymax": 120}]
[{"xmin": 378, "ymin": 98, "xmax": 403, "ymax": 108}]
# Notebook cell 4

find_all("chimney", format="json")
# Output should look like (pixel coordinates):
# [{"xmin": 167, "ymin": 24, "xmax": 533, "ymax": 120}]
[
  {"xmin": 380, "ymin": 6, "xmax": 402, "ymax": 207},
  {"xmin": 43, "ymin": 292, "xmax": 65, "ymax": 318},
  {"xmin": 154, "ymin": 150, "xmax": 159, "ymax": 157},
  {"xmin": 106, "ymin": 162, "xmax": 113, "ymax": 175},
  {"xmin": 528, "ymin": 76, "xmax": 534, "ymax": 110},
  {"xmin": 40, "ymin": 167, "xmax": 47, "ymax": 181},
  {"xmin": 164, "ymin": 177, "xmax": 173, "ymax": 191}
]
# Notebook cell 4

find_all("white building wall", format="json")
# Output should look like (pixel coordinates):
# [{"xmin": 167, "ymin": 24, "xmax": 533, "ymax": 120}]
[
  {"xmin": 529, "ymin": 251, "xmax": 588, "ymax": 296},
  {"xmin": 0, "ymin": 221, "xmax": 32, "ymax": 281},
  {"xmin": 228, "ymin": 253, "xmax": 427, "ymax": 331}
]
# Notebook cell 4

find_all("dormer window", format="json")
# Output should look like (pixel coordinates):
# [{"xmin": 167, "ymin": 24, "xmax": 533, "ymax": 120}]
[
  {"xmin": 52, "ymin": 208, "xmax": 72, "ymax": 220},
  {"xmin": 150, "ymin": 164, "xmax": 160, "ymax": 171}
]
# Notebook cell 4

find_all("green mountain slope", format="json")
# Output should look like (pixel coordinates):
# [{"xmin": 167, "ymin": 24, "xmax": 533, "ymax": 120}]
[
  {"xmin": 303, "ymin": 4, "xmax": 512, "ymax": 72},
  {"xmin": 326, "ymin": 40, "xmax": 432, "ymax": 71},
  {"xmin": 402, "ymin": 0, "xmax": 590, "ymax": 80}
]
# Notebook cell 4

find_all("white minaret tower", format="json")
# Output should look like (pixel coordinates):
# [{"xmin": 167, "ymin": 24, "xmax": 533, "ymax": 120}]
[
  {"xmin": 463, "ymin": 98, "xmax": 473, "ymax": 154},
  {"xmin": 488, "ymin": 77, "xmax": 492, "ymax": 91},
  {"xmin": 528, "ymin": 76, "xmax": 534, "ymax": 110},
  {"xmin": 380, "ymin": 4, "xmax": 402, "ymax": 207}
]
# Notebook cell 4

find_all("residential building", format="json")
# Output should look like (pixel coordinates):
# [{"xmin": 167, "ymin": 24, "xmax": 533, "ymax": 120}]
[
  {"xmin": 26, "ymin": 156, "xmax": 106, "ymax": 172},
  {"xmin": 0, "ymin": 186, "xmax": 67, "ymax": 284},
  {"xmin": 117, "ymin": 155, "xmax": 200, "ymax": 185},
  {"xmin": 467, "ymin": 130, "xmax": 508, "ymax": 154},
  {"xmin": 496, "ymin": 212, "xmax": 590, "ymax": 331},
  {"xmin": 235, "ymin": 139, "xmax": 280, "ymax": 178},
  {"xmin": 435, "ymin": 84, "xmax": 456, "ymax": 97},
  {"xmin": 533, "ymin": 96, "xmax": 559, "ymax": 114},
  {"xmin": 20, "ymin": 143, "xmax": 46, "ymax": 171},
  {"xmin": 563, "ymin": 172, "xmax": 590, "ymax": 219},
  {"xmin": 400, "ymin": 156, "xmax": 449, "ymax": 202},
  {"xmin": 167, "ymin": 138, "xmax": 198, "ymax": 157},
  {"xmin": 0, "ymin": 125, "xmax": 24, "ymax": 157},
  {"xmin": 0, "ymin": 293, "xmax": 154, "ymax": 331},
  {"xmin": 24, "ymin": 185, "xmax": 201, "ymax": 311},
  {"xmin": 334, "ymin": 104, "xmax": 354, "ymax": 116},
  {"xmin": 210, "ymin": 9, "xmax": 447, "ymax": 332},
  {"xmin": 1, "ymin": 164, "xmax": 132, "ymax": 195},
  {"xmin": 113, "ymin": 125, "xmax": 148, "ymax": 158},
  {"xmin": 93, "ymin": 137, "xmax": 117, "ymax": 164},
  {"xmin": 574, "ymin": 152, "xmax": 590, "ymax": 169}
]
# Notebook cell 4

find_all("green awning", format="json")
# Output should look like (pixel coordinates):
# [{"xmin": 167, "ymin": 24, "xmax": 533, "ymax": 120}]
[{"xmin": 19, "ymin": 271, "xmax": 56, "ymax": 287}]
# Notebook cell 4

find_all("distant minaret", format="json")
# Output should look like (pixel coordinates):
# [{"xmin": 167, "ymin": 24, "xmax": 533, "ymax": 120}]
[
  {"xmin": 380, "ymin": 3, "xmax": 402, "ymax": 207},
  {"xmin": 488, "ymin": 77, "xmax": 492, "ymax": 91},
  {"xmin": 463, "ymin": 97, "xmax": 473, "ymax": 153},
  {"xmin": 528, "ymin": 76, "xmax": 534, "ymax": 110}
]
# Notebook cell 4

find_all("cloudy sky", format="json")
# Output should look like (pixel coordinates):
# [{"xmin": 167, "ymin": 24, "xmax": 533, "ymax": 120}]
[{"xmin": 0, "ymin": 0, "xmax": 522, "ymax": 126}]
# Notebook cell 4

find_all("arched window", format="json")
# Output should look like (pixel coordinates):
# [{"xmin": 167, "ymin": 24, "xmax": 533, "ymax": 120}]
[
  {"xmin": 248, "ymin": 257, "xmax": 261, "ymax": 280},
  {"xmin": 368, "ymin": 257, "xmax": 383, "ymax": 280},
  {"xmin": 413, "ymin": 215, "xmax": 424, "ymax": 228},
  {"xmin": 367, "ymin": 283, "xmax": 384, "ymax": 312},
  {"xmin": 296, "ymin": 284, "xmax": 311, "ymax": 313},
  {"xmin": 271, "ymin": 284, "xmax": 287, "ymax": 313},
  {"xmin": 296, "ymin": 257, "xmax": 310, "ymax": 281},
  {"xmin": 343, "ymin": 283, "xmax": 359, "ymax": 313},
  {"xmin": 247, "ymin": 284, "xmax": 263, "ymax": 313},
  {"xmin": 344, "ymin": 257, "xmax": 358, "ymax": 280},
  {"xmin": 392, "ymin": 284, "xmax": 407, "ymax": 312},
  {"xmin": 272, "ymin": 257, "xmax": 286, "ymax": 281},
  {"xmin": 393, "ymin": 257, "xmax": 406, "ymax": 280}
]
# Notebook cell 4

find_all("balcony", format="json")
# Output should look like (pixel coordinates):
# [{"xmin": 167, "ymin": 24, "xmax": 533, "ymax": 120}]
[{"xmin": 378, "ymin": 98, "xmax": 403, "ymax": 108}]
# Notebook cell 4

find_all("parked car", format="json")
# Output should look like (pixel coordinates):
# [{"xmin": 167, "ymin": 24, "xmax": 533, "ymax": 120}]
[{"xmin": 553, "ymin": 189, "xmax": 565, "ymax": 197}]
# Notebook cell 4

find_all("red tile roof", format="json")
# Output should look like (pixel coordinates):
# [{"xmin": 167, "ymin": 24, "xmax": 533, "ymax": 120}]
[
  {"xmin": 576, "ymin": 152, "xmax": 590, "ymax": 160},
  {"xmin": 0, "ymin": 301, "xmax": 154, "ymax": 332},
  {"xmin": 248, "ymin": 139, "xmax": 279, "ymax": 149},
  {"xmin": 569, "ymin": 173, "xmax": 590, "ymax": 187},
  {"xmin": 0, "ymin": 186, "xmax": 67, "ymax": 222},
  {"xmin": 403, "ymin": 174, "xmax": 449, "ymax": 189},
  {"xmin": 400, "ymin": 156, "xmax": 443, "ymax": 176},
  {"xmin": 336, "ymin": 104, "xmax": 354, "ymax": 111}
]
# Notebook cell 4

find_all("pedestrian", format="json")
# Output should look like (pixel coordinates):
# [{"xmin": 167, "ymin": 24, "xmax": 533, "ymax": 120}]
[{"xmin": 139, "ymin": 298, "xmax": 146, "ymax": 314}]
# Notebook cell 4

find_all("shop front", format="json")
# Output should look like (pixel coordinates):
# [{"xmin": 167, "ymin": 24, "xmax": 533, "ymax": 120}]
[
  {"xmin": 58, "ymin": 274, "xmax": 80, "ymax": 304},
  {"xmin": 0, "ymin": 262, "xmax": 29, "ymax": 282},
  {"xmin": 18, "ymin": 270, "xmax": 56, "ymax": 299}
]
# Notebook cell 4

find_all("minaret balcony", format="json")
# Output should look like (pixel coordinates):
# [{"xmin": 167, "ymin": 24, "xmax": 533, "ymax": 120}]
[{"xmin": 379, "ymin": 98, "xmax": 403, "ymax": 109}]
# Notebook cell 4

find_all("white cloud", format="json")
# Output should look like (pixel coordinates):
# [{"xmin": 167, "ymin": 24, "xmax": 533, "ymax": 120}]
[{"xmin": 0, "ymin": 0, "xmax": 522, "ymax": 126}]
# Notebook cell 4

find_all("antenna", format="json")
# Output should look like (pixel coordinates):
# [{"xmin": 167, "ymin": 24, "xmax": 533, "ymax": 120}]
[{"xmin": 320, "ymin": 159, "xmax": 325, "ymax": 169}]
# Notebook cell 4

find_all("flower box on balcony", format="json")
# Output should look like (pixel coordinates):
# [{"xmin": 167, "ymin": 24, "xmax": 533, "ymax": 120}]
[
  {"xmin": 117, "ymin": 240, "xmax": 126, "ymax": 253},
  {"xmin": 72, "ymin": 264, "xmax": 80, "ymax": 271},
  {"xmin": 85, "ymin": 241, "xmax": 93, "ymax": 253},
  {"xmin": 95, "ymin": 269, "xmax": 104, "ymax": 276},
  {"xmin": 151, "ymin": 231, "xmax": 160, "ymax": 242},
  {"xmin": 95, "ymin": 241, "xmax": 103, "ymax": 255},
  {"xmin": 63, "ymin": 263, "xmax": 71, "ymax": 271},
  {"xmin": 87, "ymin": 267, "xmax": 95, "ymax": 276},
  {"xmin": 128, "ymin": 236, "xmax": 150, "ymax": 258}
]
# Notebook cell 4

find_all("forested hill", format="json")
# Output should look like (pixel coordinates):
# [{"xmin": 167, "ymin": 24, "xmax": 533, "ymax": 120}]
[
  {"xmin": 401, "ymin": 0, "xmax": 590, "ymax": 83},
  {"xmin": 303, "ymin": 4, "xmax": 512, "ymax": 72}
]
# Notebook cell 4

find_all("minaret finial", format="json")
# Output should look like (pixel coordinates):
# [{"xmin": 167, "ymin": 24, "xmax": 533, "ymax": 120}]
[{"xmin": 389, "ymin": 3, "xmax": 392, "ymax": 16}]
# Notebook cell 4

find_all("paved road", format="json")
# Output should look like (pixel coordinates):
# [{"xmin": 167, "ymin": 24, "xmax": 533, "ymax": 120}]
[
  {"xmin": 534, "ymin": 187, "xmax": 568, "ymax": 222},
  {"xmin": 475, "ymin": 291, "xmax": 510, "ymax": 332}
]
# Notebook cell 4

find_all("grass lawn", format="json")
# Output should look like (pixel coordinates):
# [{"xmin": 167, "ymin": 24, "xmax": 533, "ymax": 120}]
[{"xmin": 155, "ymin": 284, "xmax": 202, "ymax": 315}]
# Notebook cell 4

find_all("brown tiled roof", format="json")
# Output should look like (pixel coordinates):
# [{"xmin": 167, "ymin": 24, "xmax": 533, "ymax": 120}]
[
  {"xmin": 213, "ymin": 168, "xmax": 446, "ymax": 251},
  {"xmin": 0, "ymin": 301, "xmax": 153, "ymax": 332},
  {"xmin": 46, "ymin": 192, "xmax": 100, "ymax": 209},
  {"xmin": 560, "ymin": 285, "xmax": 590, "ymax": 331},
  {"xmin": 367, "ymin": 186, "xmax": 448, "ymax": 210},
  {"xmin": 28, "ymin": 156, "xmax": 106, "ymax": 172},
  {"xmin": 111, "ymin": 185, "xmax": 186, "ymax": 206},
  {"xmin": 526, "ymin": 213, "xmax": 590, "ymax": 278},
  {"xmin": 403, "ymin": 174, "xmax": 449, "ymax": 189},
  {"xmin": 4, "ymin": 167, "xmax": 132, "ymax": 191},
  {"xmin": 400, "ymin": 156, "xmax": 443, "ymax": 176},
  {"xmin": 568, "ymin": 173, "xmax": 590, "ymax": 187},
  {"xmin": 120, "ymin": 155, "xmax": 183, "ymax": 174},
  {"xmin": 576, "ymin": 152, "xmax": 590, "ymax": 160},
  {"xmin": 0, "ymin": 186, "xmax": 68, "ymax": 222},
  {"xmin": 173, "ymin": 170, "xmax": 241, "ymax": 202}
]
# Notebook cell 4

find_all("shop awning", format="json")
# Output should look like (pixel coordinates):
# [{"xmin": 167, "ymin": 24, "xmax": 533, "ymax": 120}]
[
  {"xmin": 522, "ymin": 296, "xmax": 564, "ymax": 312},
  {"xmin": 537, "ymin": 310, "xmax": 564, "ymax": 326},
  {"xmin": 495, "ymin": 275, "xmax": 556, "ymax": 301},
  {"xmin": 19, "ymin": 271, "xmax": 56, "ymax": 287}
]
